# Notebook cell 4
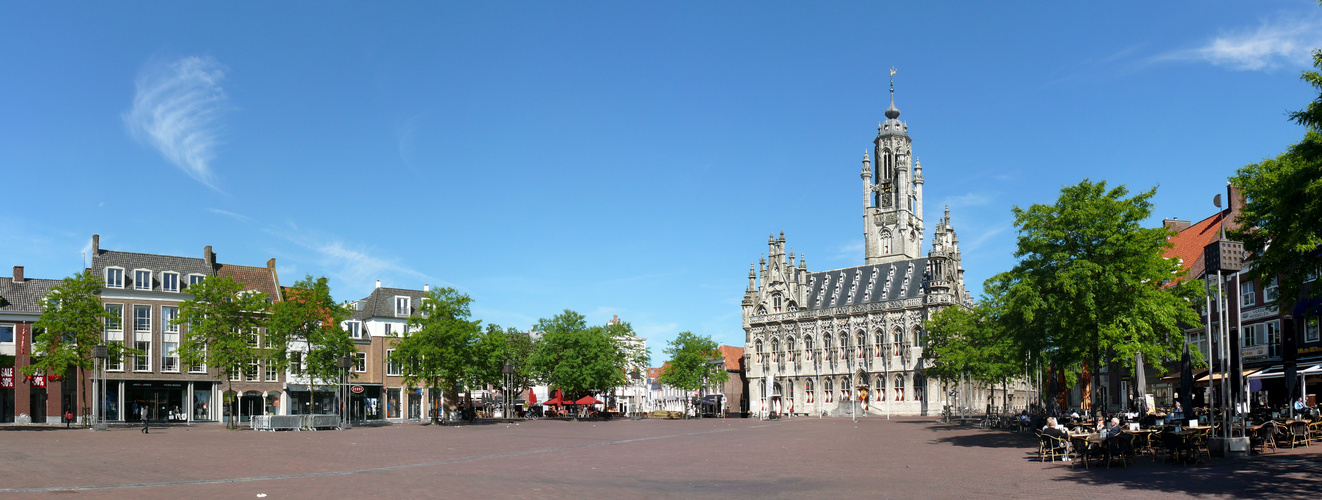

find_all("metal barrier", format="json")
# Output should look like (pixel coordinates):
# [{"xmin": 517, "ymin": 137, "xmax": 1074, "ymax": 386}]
[
  {"xmin": 305, "ymin": 414, "xmax": 340, "ymax": 430},
  {"xmin": 252, "ymin": 414, "xmax": 324, "ymax": 431}
]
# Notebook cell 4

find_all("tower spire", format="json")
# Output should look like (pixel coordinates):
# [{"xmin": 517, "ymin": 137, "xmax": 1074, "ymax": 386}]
[{"xmin": 885, "ymin": 67, "xmax": 900, "ymax": 120}]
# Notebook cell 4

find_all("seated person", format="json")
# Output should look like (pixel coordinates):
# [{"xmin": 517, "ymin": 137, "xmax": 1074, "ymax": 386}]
[
  {"xmin": 1042, "ymin": 417, "xmax": 1070, "ymax": 453},
  {"xmin": 1169, "ymin": 402, "xmax": 1184, "ymax": 421},
  {"xmin": 1104, "ymin": 417, "xmax": 1123, "ymax": 438}
]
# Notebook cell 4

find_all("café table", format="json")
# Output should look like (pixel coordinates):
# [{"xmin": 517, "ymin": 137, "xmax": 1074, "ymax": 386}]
[{"xmin": 1068, "ymin": 433, "xmax": 1102, "ymax": 468}]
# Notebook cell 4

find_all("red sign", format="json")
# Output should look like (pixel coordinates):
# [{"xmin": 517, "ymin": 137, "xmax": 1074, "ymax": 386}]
[
  {"xmin": 1, "ymin": 367, "xmax": 12, "ymax": 389},
  {"xmin": 31, "ymin": 375, "xmax": 45, "ymax": 388},
  {"xmin": 351, "ymin": 385, "xmax": 364, "ymax": 394}
]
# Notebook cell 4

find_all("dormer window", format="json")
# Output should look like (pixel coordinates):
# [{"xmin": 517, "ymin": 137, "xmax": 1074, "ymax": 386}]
[
  {"xmin": 105, "ymin": 268, "xmax": 124, "ymax": 289},
  {"xmin": 133, "ymin": 269, "xmax": 152, "ymax": 291},
  {"xmin": 394, "ymin": 296, "xmax": 410, "ymax": 317},
  {"xmin": 346, "ymin": 321, "xmax": 362, "ymax": 339},
  {"xmin": 188, "ymin": 274, "xmax": 206, "ymax": 288},
  {"xmin": 161, "ymin": 272, "xmax": 179, "ymax": 293}
]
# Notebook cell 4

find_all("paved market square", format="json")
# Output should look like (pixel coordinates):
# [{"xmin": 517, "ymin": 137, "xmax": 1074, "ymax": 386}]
[{"xmin": 2, "ymin": 417, "xmax": 1320, "ymax": 499}]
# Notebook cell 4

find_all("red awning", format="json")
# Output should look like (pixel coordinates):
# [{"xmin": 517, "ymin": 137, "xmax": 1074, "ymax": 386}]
[
  {"xmin": 575, "ymin": 396, "xmax": 603, "ymax": 406},
  {"xmin": 543, "ymin": 397, "xmax": 565, "ymax": 406},
  {"xmin": 528, "ymin": 390, "xmax": 538, "ymax": 405}
]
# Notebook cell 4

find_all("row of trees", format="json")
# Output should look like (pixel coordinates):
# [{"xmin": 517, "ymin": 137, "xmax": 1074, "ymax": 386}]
[
  {"xmin": 25, "ymin": 270, "xmax": 729, "ymax": 427},
  {"xmin": 926, "ymin": 40, "xmax": 1322, "ymax": 412}
]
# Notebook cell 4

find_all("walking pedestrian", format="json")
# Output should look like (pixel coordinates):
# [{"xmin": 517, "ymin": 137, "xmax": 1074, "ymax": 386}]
[
  {"xmin": 64, "ymin": 410, "xmax": 73, "ymax": 428},
  {"xmin": 141, "ymin": 407, "xmax": 149, "ymax": 434}
]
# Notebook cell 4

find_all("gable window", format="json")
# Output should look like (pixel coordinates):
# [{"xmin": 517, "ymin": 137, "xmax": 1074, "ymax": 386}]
[
  {"xmin": 386, "ymin": 349, "xmax": 401, "ymax": 376},
  {"xmin": 134, "ymin": 305, "xmax": 151, "ymax": 332},
  {"xmin": 161, "ymin": 272, "xmax": 179, "ymax": 293},
  {"xmin": 394, "ymin": 297, "xmax": 411, "ymax": 317},
  {"xmin": 133, "ymin": 269, "xmax": 152, "ymax": 291},
  {"xmin": 1240, "ymin": 282, "xmax": 1255, "ymax": 307},
  {"xmin": 104, "ymin": 304, "xmax": 124, "ymax": 331},
  {"xmin": 346, "ymin": 321, "xmax": 362, "ymax": 339},
  {"xmin": 353, "ymin": 352, "xmax": 366, "ymax": 372},
  {"xmin": 772, "ymin": 294, "xmax": 782, "ymax": 313},
  {"xmin": 105, "ymin": 268, "xmax": 124, "ymax": 288}
]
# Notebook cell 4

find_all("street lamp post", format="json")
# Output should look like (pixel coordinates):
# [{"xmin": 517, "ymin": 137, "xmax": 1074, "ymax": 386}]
[
  {"xmin": 336, "ymin": 356, "xmax": 353, "ymax": 430},
  {"xmin": 92, "ymin": 344, "xmax": 108, "ymax": 431},
  {"xmin": 503, "ymin": 362, "xmax": 514, "ymax": 422}
]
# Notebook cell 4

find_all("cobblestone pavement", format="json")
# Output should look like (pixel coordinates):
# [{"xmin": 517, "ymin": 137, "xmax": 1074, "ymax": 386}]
[{"xmin": 2, "ymin": 417, "xmax": 1319, "ymax": 499}]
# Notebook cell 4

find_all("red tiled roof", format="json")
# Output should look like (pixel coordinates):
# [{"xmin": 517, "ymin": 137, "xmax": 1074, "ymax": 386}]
[
  {"xmin": 718, "ymin": 345, "xmax": 744, "ymax": 371},
  {"xmin": 215, "ymin": 264, "xmax": 280, "ymax": 299},
  {"xmin": 1163, "ymin": 210, "xmax": 1228, "ymax": 283}
]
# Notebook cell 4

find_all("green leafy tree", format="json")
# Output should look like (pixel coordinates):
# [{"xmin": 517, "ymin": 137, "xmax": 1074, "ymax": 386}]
[
  {"xmin": 268, "ymin": 276, "xmax": 355, "ymax": 415},
  {"xmin": 528, "ymin": 310, "xmax": 630, "ymax": 409},
  {"xmin": 923, "ymin": 298, "xmax": 1019, "ymax": 414},
  {"xmin": 1230, "ymin": 50, "xmax": 1322, "ymax": 309},
  {"xmin": 997, "ymin": 179, "xmax": 1204, "ymax": 409},
  {"xmin": 659, "ymin": 331, "xmax": 727, "ymax": 418},
  {"xmin": 174, "ymin": 275, "xmax": 270, "ymax": 429},
  {"xmin": 387, "ymin": 287, "xmax": 481, "ymax": 424},
  {"xmin": 27, "ymin": 270, "xmax": 109, "ymax": 425},
  {"xmin": 470, "ymin": 324, "xmax": 539, "ymax": 409}
]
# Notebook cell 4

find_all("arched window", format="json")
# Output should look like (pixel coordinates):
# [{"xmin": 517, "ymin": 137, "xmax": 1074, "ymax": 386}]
[
  {"xmin": 771, "ymin": 338, "xmax": 781, "ymax": 364},
  {"xmin": 772, "ymin": 293, "xmax": 783, "ymax": 313},
  {"xmin": 786, "ymin": 336, "xmax": 797, "ymax": 363},
  {"xmin": 876, "ymin": 376, "xmax": 885, "ymax": 401},
  {"xmin": 894, "ymin": 374, "xmax": 905, "ymax": 401},
  {"xmin": 857, "ymin": 331, "xmax": 866, "ymax": 358},
  {"xmin": 804, "ymin": 335, "xmax": 814, "ymax": 361},
  {"xmin": 806, "ymin": 379, "xmax": 815, "ymax": 403},
  {"xmin": 909, "ymin": 326, "xmax": 921, "ymax": 350},
  {"xmin": 824, "ymin": 335, "xmax": 833, "ymax": 361},
  {"xmin": 841, "ymin": 377, "xmax": 851, "ymax": 403},
  {"xmin": 913, "ymin": 373, "xmax": 925, "ymax": 401},
  {"xmin": 892, "ymin": 328, "xmax": 903, "ymax": 356},
  {"xmin": 839, "ymin": 333, "xmax": 849, "ymax": 360},
  {"xmin": 825, "ymin": 378, "xmax": 834, "ymax": 403},
  {"xmin": 875, "ymin": 331, "xmax": 884, "ymax": 357},
  {"xmin": 755, "ymin": 339, "xmax": 764, "ymax": 364}
]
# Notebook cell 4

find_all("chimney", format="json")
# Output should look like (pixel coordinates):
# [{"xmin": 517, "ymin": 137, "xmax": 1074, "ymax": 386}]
[
  {"xmin": 375, "ymin": 279, "xmax": 381, "ymax": 289},
  {"xmin": 12, "ymin": 266, "xmax": 23, "ymax": 283},
  {"xmin": 92, "ymin": 234, "xmax": 100, "ymax": 255},
  {"xmin": 204, "ymin": 246, "xmax": 215, "ymax": 269},
  {"xmin": 1162, "ymin": 218, "xmax": 1191, "ymax": 233},
  {"xmin": 1225, "ymin": 183, "xmax": 1246, "ymax": 233},
  {"xmin": 423, "ymin": 284, "xmax": 429, "ymax": 292}
]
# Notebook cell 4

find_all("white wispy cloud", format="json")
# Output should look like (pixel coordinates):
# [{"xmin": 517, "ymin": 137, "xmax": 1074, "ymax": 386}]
[
  {"xmin": 207, "ymin": 208, "xmax": 253, "ymax": 223},
  {"xmin": 963, "ymin": 223, "xmax": 1011, "ymax": 253},
  {"xmin": 1157, "ymin": 14, "xmax": 1322, "ymax": 71},
  {"xmin": 264, "ymin": 225, "xmax": 442, "ymax": 290},
  {"xmin": 124, "ymin": 55, "xmax": 230, "ymax": 190}
]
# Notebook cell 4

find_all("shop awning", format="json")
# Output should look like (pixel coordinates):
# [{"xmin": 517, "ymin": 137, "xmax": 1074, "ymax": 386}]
[
  {"xmin": 1195, "ymin": 368, "xmax": 1259, "ymax": 384},
  {"xmin": 1249, "ymin": 364, "xmax": 1322, "ymax": 380}
]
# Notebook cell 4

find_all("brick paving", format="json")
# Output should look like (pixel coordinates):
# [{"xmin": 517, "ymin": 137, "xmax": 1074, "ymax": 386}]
[{"xmin": 1, "ymin": 417, "xmax": 1320, "ymax": 499}]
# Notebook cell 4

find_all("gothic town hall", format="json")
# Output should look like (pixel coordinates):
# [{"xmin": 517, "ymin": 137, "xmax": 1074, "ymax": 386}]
[{"xmin": 743, "ymin": 85, "xmax": 972, "ymax": 417}]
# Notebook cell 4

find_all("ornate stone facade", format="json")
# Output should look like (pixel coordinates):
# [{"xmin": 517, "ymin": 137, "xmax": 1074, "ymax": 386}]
[{"xmin": 743, "ymin": 83, "xmax": 972, "ymax": 417}]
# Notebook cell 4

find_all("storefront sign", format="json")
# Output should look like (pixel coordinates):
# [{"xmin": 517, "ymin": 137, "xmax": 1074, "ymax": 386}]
[
  {"xmin": 1242, "ymin": 306, "xmax": 1278, "ymax": 322},
  {"xmin": 31, "ymin": 375, "xmax": 45, "ymax": 388},
  {"xmin": 1243, "ymin": 345, "xmax": 1269, "ymax": 359},
  {"xmin": 1, "ymin": 367, "xmax": 12, "ymax": 388},
  {"xmin": 351, "ymin": 385, "xmax": 365, "ymax": 394}
]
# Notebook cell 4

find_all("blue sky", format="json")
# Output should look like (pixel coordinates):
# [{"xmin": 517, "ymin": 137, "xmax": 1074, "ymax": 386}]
[{"xmin": 3, "ymin": 2, "xmax": 1320, "ymax": 362}]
